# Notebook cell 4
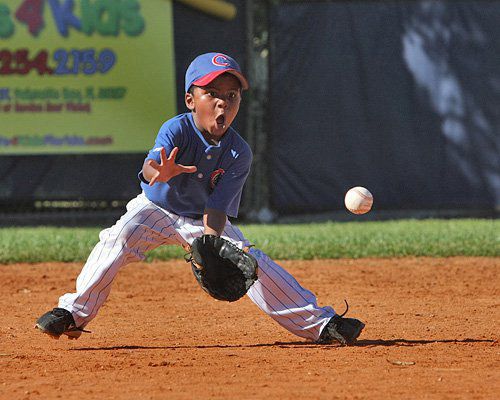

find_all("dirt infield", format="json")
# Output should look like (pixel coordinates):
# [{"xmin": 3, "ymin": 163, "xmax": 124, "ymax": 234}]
[{"xmin": 1, "ymin": 257, "xmax": 498, "ymax": 399}]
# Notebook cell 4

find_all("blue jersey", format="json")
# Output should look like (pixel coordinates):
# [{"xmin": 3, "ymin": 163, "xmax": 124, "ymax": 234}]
[{"xmin": 140, "ymin": 113, "xmax": 252, "ymax": 218}]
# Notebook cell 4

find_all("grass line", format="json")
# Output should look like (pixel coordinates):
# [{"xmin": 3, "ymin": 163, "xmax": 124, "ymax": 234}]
[{"xmin": 0, "ymin": 219, "xmax": 498, "ymax": 264}]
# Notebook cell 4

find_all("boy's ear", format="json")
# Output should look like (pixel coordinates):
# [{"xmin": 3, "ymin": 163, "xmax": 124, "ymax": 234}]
[{"xmin": 185, "ymin": 92, "xmax": 195, "ymax": 111}]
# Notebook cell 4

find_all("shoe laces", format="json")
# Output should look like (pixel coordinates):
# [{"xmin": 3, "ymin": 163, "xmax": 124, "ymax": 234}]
[
  {"xmin": 337, "ymin": 299, "xmax": 349, "ymax": 318},
  {"xmin": 52, "ymin": 308, "xmax": 91, "ymax": 333}
]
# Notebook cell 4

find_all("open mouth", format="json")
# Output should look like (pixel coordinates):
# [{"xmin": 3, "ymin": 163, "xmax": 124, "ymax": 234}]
[{"xmin": 216, "ymin": 115, "xmax": 225, "ymax": 128}]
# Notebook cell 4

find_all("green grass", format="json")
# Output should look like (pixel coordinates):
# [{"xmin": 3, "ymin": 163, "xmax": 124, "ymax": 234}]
[{"xmin": 0, "ymin": 219, "xmax": 498, "ymax": 264}]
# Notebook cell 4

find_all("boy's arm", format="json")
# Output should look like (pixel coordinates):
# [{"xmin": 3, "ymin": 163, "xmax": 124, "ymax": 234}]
[
  {"xmin": 143, "ymin": 147, "xmax": 197, "ymax": 185},
  {"xmin": 203, "ymin": 208, "xmax": 227, "ymax": 236}
]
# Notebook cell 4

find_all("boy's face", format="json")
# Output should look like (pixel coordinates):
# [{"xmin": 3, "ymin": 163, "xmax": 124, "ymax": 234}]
[{"xmin": 185, "ymin": 73, "xmax": 242, "ymax": 141}]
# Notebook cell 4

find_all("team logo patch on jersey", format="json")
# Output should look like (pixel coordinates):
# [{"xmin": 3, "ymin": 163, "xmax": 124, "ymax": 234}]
[{"xmin": 210, "ymin": 168, "xmax": 225, "ymax": 189}]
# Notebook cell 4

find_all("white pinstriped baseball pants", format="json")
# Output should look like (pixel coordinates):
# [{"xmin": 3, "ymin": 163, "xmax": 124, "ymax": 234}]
[{"xmin": 59, "ymin": 193, "xmax": 335, "ymax": 341}]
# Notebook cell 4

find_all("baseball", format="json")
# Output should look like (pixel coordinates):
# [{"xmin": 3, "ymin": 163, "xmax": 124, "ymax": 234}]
[{"xmin": 344, "ymin": 186, "xmax": 373, "ymax": 214}]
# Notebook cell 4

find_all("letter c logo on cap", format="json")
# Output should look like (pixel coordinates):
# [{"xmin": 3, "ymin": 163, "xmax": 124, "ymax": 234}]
[{"xmin": 212, "ymin": 54, "xmax": 230, "ymax": 67}]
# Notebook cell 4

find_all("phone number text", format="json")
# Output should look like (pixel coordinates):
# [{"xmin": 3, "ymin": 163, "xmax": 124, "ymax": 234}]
[{"xmin": 0, "ymin": 48, "xmax": 116, "ymax": 75}]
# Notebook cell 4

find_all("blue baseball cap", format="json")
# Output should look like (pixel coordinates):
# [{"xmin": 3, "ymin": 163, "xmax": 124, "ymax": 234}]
[{"xmin": 185, "ymin": 52, "xmax": 249, "ymax": 93}]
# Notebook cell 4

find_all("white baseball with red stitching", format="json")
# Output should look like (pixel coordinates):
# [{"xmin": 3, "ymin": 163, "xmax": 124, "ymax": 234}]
[{"xmin": 344, "ymin": 186, "xmax": 373, "ymax": 214}]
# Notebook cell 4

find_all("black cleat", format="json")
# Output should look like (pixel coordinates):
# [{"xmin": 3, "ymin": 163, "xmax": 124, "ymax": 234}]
[
  {"xmin": 35, "ymin": 308, "xmax": 89, "ymax": 340},
  {"xmin": 317, "ymin": 302, "xmax": 365, "ymax": 345}
]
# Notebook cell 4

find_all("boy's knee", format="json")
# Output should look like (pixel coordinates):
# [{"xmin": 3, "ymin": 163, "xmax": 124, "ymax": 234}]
[
  {"xmin": 248, "ymin": 247, "xmax": 266, "ymax": 261},
  {"xmin": 99, "ymin": 222, "xmax": 142, "ymax": 248}
]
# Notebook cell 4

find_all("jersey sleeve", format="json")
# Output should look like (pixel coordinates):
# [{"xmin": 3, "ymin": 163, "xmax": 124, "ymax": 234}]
[
  {"xmin": 144, "ymin": 122, "xmax": 181, "ymax": 163},
  {"xmin": 138, "ymin": 121, "xmax": 183, "ymax": 183},
  {"xmin": 206, "ymin": 147, "xmax": 252, "ymax": 218}
]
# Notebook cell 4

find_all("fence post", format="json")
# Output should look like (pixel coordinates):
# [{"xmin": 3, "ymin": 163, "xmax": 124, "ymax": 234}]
[{"xmin": 244, "ymin": 0, "xmax": 275, "ymax": 222}]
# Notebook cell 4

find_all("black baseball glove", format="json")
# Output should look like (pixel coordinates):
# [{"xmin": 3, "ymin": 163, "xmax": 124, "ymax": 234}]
[{"xmin": 186, "ymin": 234, "xmax": 258, "ymax": 302}]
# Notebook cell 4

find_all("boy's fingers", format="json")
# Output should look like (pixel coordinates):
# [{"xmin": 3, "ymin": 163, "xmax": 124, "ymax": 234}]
[
  {"xmin": 159, "ymin": 147, "xmax": 167, "ymax": 164},
  {"xmin": 146, "ymin": 159, "xmax": 158, "ymax": 168},
  {"xmin": 168, "ymin": 147, "xmax": 179, "ymax": 161},
  {"xmin": 180, "ymin": 165, "xmax": 197, "ymax": 173},
  {"xmin": 149, "ymin": 171, "xmax": 160, "ymax": 186}
]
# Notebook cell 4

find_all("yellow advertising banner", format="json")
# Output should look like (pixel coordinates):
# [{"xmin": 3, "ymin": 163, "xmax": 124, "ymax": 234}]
[{"xmin": 0, "ymin": 0, "xmax": 176, "ymax": 154}]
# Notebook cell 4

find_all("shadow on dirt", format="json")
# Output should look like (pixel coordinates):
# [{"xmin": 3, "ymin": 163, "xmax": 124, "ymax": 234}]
[
  {"xmin": 354, "ymin": 338, "xmax": 496, "ymax": 347},
  {"xmin": 70, "ymin": 337, "xmax": 496, "ymax": 351}
]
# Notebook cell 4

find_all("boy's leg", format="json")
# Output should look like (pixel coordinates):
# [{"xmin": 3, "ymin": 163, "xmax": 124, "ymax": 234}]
[
  {"xmin": 174, "ymin": 219, "xmax": 335, "ymax": 342},
  {"xmin": 51, "ymin": 194, "xmax": 183, "ymax": 330},
  {"xmin": 245, "ymin": 248, "xmax": 335, "ymax": 341},
  {"xmin": 243, "ymin": 243, "xmax": 364, "ymax": 344}
]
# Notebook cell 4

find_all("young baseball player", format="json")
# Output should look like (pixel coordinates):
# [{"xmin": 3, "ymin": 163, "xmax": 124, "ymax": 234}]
[{"xmin": 35, "ymin": 52, "xmax": 365, "ymax": 345}]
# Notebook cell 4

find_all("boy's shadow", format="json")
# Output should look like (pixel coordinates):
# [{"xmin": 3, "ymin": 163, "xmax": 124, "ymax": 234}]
[
  {"xmin": 70, "ymin": 337, "xmax": 495, "ymax": 351},
  {"xmin": 351, "ymin": 338, "xmax": 495, "ymax": 347}
]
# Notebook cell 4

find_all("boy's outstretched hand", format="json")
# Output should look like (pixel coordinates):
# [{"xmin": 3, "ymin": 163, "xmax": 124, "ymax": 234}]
[{"xmin": 146, "ymin": 147, "xmax": 197, "ymax": 186}]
